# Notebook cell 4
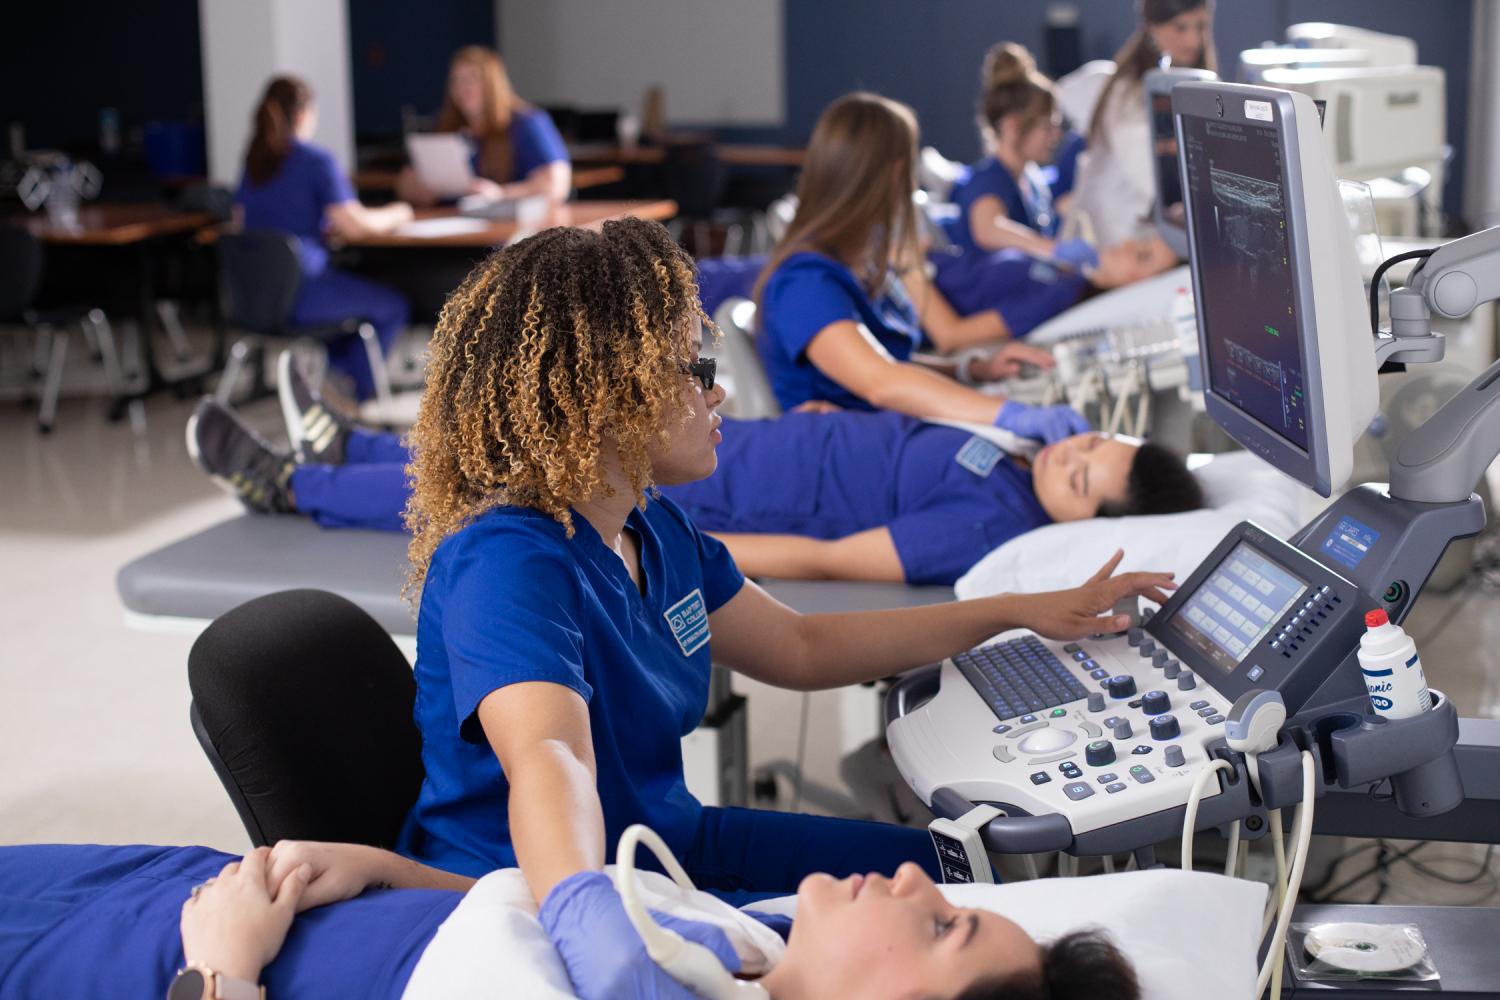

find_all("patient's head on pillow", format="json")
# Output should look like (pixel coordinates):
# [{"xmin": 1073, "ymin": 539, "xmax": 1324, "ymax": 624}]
[
  {"xmin": 1031, "ymin": 433, "xmax": 1203, "ymax": 524},
  {"xmin": 762, "ymin": 861, "xmax": 1138, "ymax": 1000}
]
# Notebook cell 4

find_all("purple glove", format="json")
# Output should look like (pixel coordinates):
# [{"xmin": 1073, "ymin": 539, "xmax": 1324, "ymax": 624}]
[
  {"xmin": 539, "ymin": 871, "xmax": 741, "ymax": 1000},
  {"xmin": 1053, "ymin": 238, "xmax": 1100, "ymax": 270},
  {"xmin": 994, "ymin": 400, "xmax": 1091, "ymax": 445}
]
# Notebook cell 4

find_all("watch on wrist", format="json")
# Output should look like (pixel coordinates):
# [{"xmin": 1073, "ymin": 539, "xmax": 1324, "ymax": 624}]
[{"xmin": 167, "ymin": 963, "xmax": 264, "ymax": 1000}]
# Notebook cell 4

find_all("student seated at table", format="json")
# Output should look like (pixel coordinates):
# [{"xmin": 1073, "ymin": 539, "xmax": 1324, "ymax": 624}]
[
  {"xmin": 0, "ymin": 839, "xmax": 1138, "ymax": 1000},
  {"xmin": 755, "ymin": 92, "xmax": 1162, "ymax": 435},
  {"xmin": 186, "ymin": 363, "xmax": 1202, "ymax": 586},
  {"xmin": 236, "ymin": 76, "xmax": 415, "ymax": 401},
  {"xmin": 396, "ymin": 46, "xmax": 571, "ymax": 207},
  {"xmin": 930, "ymin": 44, "xmax": 1176, "ymax": 329}
]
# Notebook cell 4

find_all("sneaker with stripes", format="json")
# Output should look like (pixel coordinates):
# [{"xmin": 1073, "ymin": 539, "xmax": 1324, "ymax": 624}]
[{"xmin": 278, "ymin": 350, "xmax": 355, "ymax": 465}]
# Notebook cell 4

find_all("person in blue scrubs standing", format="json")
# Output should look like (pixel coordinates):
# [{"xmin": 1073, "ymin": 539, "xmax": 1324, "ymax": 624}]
[
  {"xmin": 754, "ymin": 93, "xmax": 1084, "ymax": 442},
  {"xmin": 396, "ymin": 47, "xmax": 571, "ymax": 206},
  {"xmin": 235, "ymin": 77, "xmax": 415, "ymax": 401},
  {"xmin": 388, "ymin": 218, "xmax": 1173, "ymax": 987}
]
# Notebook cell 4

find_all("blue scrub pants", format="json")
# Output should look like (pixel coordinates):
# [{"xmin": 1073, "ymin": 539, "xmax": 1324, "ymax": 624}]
[
  {"xmin": 931, "ymin": 249, "xmax": 1087, "ymax": 338},
  {"xmin": 293, "ymin": 268, "xmax": 410, "ymax": 401},
  {"xmin": 0, "ymin": 844, "xmax": 456, "ymax": 999},
  {"xmin": 289, "ymin": 427, "xmax": 411, "ymax": 532},
  {"xmin": 683, "ymin": 806, "xmax": 940, "ymax": 908}
]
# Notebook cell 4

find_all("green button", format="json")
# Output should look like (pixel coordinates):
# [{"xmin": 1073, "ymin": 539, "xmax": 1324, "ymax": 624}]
[
  {"xmin": 1130, "ymin": 764, "xmax": 1148, "ymax": 774},
  {"xmin": 1050, "ymin": 708, "xmax": 1068, "ymax": 717}
]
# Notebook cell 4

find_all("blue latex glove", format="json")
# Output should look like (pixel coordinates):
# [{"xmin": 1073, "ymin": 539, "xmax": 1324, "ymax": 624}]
[
  {"xmin": 1052, "ymin": 238, "xmax": 1100, "ymax": 270},
  {"xmin": 994, "ymin": 400, "xmax": 1091, "ymax": 445},
  {"xmin": 539, "ymin": 871, "xmax": 741, "ymax": 1000}
]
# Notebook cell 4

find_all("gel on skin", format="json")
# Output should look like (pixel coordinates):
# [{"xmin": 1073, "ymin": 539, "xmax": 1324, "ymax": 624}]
[{"xmin": 1358, "ymin": 609, "xmax": 1432, "ymax": 720}]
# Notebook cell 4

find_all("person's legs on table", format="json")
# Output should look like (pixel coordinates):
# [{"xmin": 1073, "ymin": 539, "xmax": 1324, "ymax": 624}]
[
  {"xmin": 292, "ymin": 270, "xmax": 410, "ymax": 402},
  {"xmin": 289, "ymin": 461, "xmax": 410, "ymax": 532}
]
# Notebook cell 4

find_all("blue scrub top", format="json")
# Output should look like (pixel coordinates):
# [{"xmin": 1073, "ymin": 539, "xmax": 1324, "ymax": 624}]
[
  {"xmin": 662, "ymin": 411, "xmax": 1051, "ymax": 586},
  {"xmin": 464, "ymin": 107, "xmax": 569, "ymax": 182},
  {"xmin": 398, "ymin": 496, "xmax": 745, "ymax": 878},
  {"xmin": 945, "ymin": 156, "xmax": 1059, "ymax": 251},
  {"xmin": 758, "ymin": 251, "xmax": 923, "ymax": 412},
  {"xmin": 236, "ymin": 140, "xmax": 355, "ymax": 277}
]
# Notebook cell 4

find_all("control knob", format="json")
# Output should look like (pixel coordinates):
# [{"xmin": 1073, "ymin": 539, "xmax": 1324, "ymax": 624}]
[
  {"xmin": 1177, "ymin": 671, "xmax": 1198, "ymax": 691},
  {"xmin": 1086, "ymin": 691, "xmax": 1106, "ymax": 713},
  {"xmin": 1140, "ymin": 690, "xmax": 1171, "ymax": 715},
  {"xmin": 1113, "ymin": 720, "xmax": 1134, "ymax": 740},
  {"xmin": 1149, "ymin": 714, "xmax": 1181, "ymax": 741},
  {"xmin": 1105, "ymin": 675, "xmax": 1138, "ymax": 699},
  {"xmin": 1127, "ymin": 627, "xmax": 1144, "ymax": 647},
  {"xmin": 1163, "ymin": 660, "xmax": 1181, "ymax": 680},
  {"xmin": 1152, "ymin": 650, "xmax": 1170, "ymax": 668},
  {"xmin": 1085, "ymin": 740, "xmax": 1117, "ymax": 766},
  {"xmin": 1138, "ymin": 639, "xmax": 1157, "ymax": 657}
]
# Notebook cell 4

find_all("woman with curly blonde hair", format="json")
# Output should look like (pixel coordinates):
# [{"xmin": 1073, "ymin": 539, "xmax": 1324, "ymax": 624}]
[{"xmin": 386, "ymin": 218, "xmax": 1173, "ymax": 994}]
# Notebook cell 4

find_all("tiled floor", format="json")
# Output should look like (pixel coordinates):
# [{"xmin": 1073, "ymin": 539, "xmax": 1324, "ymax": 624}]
[{"xmin": 4, "ymin": 365, "xmax": 1499, "ymax": 909}]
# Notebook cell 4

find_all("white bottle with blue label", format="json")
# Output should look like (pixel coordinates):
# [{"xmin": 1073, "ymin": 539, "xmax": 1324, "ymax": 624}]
[{"xmin": 1358, "ymin": 609, "xmax": 1432, "ymax": 719}]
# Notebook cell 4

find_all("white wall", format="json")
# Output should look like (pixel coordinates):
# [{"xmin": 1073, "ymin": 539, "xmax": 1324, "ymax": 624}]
[
  {"xmin": 199, "ymin": 0, "xmax": 354, "ymax": 185},
  {"xmin": 1465, "ymin": 0, "xmax": 1500, "ymax": 229},
  {"xmin": 498, "ymin": 0, "xmax": 784, "ymax": 126}
]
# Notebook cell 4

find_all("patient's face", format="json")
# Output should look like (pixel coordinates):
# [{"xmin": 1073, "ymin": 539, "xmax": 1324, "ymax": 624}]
[
  {"xmin": 1031, "ymin": 432, "xmax": 1137, "ymax": 523},
  {"xmin": 777, "ymin": 862, "xmax": 1040, "ymax": 999}
]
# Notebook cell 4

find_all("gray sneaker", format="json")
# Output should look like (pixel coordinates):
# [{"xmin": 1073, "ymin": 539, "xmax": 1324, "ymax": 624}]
[
  {"xmin": 278, "ymin": 350, "xmax": 354, "ymax": 465},
  {"xmin": 186, "ymin": 398, "xmax": 296, "ymax": 514}
]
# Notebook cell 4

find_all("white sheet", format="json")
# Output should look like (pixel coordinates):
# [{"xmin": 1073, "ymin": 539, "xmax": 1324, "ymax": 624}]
[
  {"xmin": 401, "ymin": 867, "xmax": 1264, "ymax": 1000},
  {"xmin": 956, "ymin": 450, "xmax": 1312, "ymax": 599}
]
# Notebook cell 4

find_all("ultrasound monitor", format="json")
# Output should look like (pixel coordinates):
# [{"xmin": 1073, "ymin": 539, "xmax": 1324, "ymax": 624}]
[
  {"xmin": 1144, "ymin": 68, "xmax": 1217, "ymax": 258},
  {"xmin": 1172, "ymin": 81, "xmax": 1378, "ymax": 496}
]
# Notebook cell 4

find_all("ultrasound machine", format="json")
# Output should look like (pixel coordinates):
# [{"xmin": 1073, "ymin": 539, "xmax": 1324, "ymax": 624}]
[{"xmin": 890, "ymin": 80, "xmax": 1500, "ymax": 994}]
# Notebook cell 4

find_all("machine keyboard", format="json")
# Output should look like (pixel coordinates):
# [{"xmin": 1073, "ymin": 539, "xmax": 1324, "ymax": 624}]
[{"xmin": 953, "ymin": 636, "xmax": 1089, "ymax": 721}]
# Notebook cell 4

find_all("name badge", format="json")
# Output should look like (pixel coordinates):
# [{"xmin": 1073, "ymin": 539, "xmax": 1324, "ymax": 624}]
[
  {"xmin": 664, "ymin": 589, "xmax": 711, "ymax": 657},
  {"xmin": 955, "ymin": 436, "xmax": 1002, "ymax": 477}
]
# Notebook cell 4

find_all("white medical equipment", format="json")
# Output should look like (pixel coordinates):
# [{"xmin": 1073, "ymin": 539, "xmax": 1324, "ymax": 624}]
[
  {"xmin": 405, "ymin": 133, "xmax": 477, "ymax": 199},
  {"xmin": 890, "ymin": 79, "xmax": 1500, "ymax": 995},
  {"xmin": 615, "ymin": 824, "xmax": 771, "ymax": 999},
  {"xmin": 928, "ymin": 804, "xmax": 1001, "ymax": 884}
]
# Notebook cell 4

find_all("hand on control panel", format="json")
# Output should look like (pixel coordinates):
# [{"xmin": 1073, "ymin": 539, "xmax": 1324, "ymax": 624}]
[{"xmin": 1006, "ymin": 551, "xmax": 1177, "ymax": 641}]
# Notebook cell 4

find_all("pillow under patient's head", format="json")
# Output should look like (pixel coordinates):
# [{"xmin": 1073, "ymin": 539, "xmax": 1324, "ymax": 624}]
[{"xmin": 951, "ymin": 928, "xmax": 1139, "ymax": 1000}]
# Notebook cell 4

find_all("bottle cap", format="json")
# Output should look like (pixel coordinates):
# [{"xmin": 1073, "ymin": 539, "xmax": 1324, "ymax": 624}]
[{"xmin": 1364, "ymin": 608, "xmax": 1389, "ymax": 628}]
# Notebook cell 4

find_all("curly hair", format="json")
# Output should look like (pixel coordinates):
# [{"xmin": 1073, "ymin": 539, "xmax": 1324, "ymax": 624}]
[{"xmin": 403, "ymin": 218, "xmax": 712, "ymax": 601}]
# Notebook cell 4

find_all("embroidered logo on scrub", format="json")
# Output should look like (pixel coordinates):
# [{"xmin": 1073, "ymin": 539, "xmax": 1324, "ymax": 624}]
[
  {"xmin": 955, "ymin": 436, "xmax": 1002, "ymax": 477},
  {"xmin": 664, "ymin": 589, "xmax": 711, "ymax": 656}
]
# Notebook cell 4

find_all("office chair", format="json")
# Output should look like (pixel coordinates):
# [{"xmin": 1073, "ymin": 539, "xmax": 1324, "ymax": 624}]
[
  {"xmin": 215, "ymin": 231, "xmax": 395, "ymax": 413},
  {"xmin": 0, "ymin": 224, "xmax": 125, "ymax": 433},
  {"xmin": 187, "ymin": 589, "xmax": 424, "ymax": 849},
  {"xmin": 661, "ymin": 140, "xmax": 752, "ymax": 257},
  {"xmin": 709, "ymin": 297, "xmax": 780, "ymax": 420}
]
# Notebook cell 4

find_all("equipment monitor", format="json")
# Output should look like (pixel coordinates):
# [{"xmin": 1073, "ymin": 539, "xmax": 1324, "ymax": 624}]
[
  {"xmin": 1144, "ymin": 68, "xmax": 1217, "ymax": 259},
  {"xmin": 1173, "ymin": 81, "xmax": 1378, "ymax": 496}
]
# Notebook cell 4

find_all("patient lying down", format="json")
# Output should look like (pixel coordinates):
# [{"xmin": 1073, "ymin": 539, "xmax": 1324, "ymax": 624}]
[
  {"xmin": 0, "ymin": 839, "xmax": 1140, "ymax": 999},
  {"xmin": 188, "ymin": 356, "xmax": 1202, "ymax": 586}
]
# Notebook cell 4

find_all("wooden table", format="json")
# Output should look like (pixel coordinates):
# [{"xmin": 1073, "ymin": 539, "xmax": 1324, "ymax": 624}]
[
  {"xmin": 352, "ymin": 164, "xmax": 627, "ymax": 194},
  {"xmin": 340, "ymin": 199, "xmax": 677, "ymax": 248},
  {"xmin": 17, "ymin": 203, "xmax": 218, "ymax": 410},
  {"xmin": 569, "ymin": 143, "xmax": 806, "ymax": 168}
]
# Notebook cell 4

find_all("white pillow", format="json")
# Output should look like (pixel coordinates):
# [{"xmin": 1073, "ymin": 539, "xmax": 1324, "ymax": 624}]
[
  {"xmin": 956, "ymin": 450, "xmax": 1309, "ymax": 599},
  {"xmin": 751, "ymin": 869, "xmax": 1267, "ymax": 1000}
]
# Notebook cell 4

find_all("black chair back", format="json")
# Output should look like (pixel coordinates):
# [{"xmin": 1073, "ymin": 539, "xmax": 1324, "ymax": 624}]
[
  {"xmin": 661, "ymin": 141, "xmax": 729, "ymax": 220},
  {"xmin": 217, "ymin": 231, "xmax": 304, "ymax": 336},
  {"xmin": 188, "ymin": 589, "xmax": 424, "ymax": 848},
  {"xmin": 575, "ymin": 109, "xmax": 621, "ymax": 144},
  {"xmin": 178, "ymin": 182, "xmax": 235, "ymax": 223},
  {"xmin": 0, "ymin": 225, "xmax": 44, "ymax": 320}
]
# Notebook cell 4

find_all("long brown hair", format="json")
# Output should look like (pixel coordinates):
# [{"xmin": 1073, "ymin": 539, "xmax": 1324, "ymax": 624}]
[
  {"xmin": 1088, "ymin": 0, "xmax": 1217, "ymax": 147},
  {"xmin": 403, "ymin": 219, "xmax": 712, "ymax": 599},
  {"xmin": 436, "ymin": 46, "xmax": 529, "ymax": 183},
  {"xmin": 245, "ymin": 76, "xmax": 312, "ymax": 186},
  {"xmin": 977, "ymin": 42, "xmax": 1057, "ymax": 144},
  {"xmin": 755, "ymin": 92, "xmax": 921, "ymax": 304}
]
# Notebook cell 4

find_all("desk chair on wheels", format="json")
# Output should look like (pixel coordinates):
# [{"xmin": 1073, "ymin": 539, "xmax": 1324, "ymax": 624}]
[
  {"xmin": 0, "ymin": 224, "xmax": 126, "ymax": 433},
  {"xmin": 216, "ymin": 232, "xmax": 397, "ymax": 416},
  {"xmin": 187, "ymin": 588, "xmax": 423, "ymax": 848},
  {"xmin": 661, "ymin": 141, "xmax": 755, "ymax": 258}
]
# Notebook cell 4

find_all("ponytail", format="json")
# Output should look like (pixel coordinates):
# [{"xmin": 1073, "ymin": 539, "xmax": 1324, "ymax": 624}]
[
  {"xmin": 977, "ymin": 42, "xmax": 1055, "ymax": 142},
  {"xmin": 245, "ymin": 76, "xmax": 312, "ymax": 185}
]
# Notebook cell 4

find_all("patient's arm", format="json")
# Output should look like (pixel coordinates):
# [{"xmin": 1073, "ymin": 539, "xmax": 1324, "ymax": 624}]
[
  {"xmin": 968, "ymin": 194, "xmax": 1057, "ymax": 257},
  {"xmin": 268, "ymin": 840, "xmax": 477, "ymax": 911},
  {"xmin": 710, "ymin": 529, "xmax": 905, "ymax": 583}
]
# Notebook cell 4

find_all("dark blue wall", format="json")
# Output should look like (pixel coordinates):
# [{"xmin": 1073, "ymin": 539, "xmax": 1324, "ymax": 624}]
[{"xmin": 347, "ymin": 0, "xmax": 497, "ymax": 139}]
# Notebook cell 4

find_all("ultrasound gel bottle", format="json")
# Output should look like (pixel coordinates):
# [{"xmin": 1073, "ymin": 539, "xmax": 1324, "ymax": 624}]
[{"xmin": 1358, "ymin": 609, "xmax": 1432, "ymax": 720}]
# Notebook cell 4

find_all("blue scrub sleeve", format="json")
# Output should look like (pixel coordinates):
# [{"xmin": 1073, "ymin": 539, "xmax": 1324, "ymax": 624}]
[
  {"xmin": 440, "ymin": 543, "xmax": 592, "ymax": 743},
  {"xmin": 511, "ymin": 110, "xmax": 570, "ymax": 180},
  {"xmin": 309, "ymin": 145, "xmax": 356, "ymax": 209},
  {"xmin": 884, "ymin": 501, "xmax": 1003, "ymax": 586},
  {"xmin": 764, "ymin": 267, "xmax": 867, "ymax": 361}
]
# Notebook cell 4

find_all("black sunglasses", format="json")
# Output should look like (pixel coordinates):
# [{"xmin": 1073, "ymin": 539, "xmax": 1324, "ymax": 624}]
[{"xmin": 680, "ymin": 357, "xmax": 717, "ymax": 391}]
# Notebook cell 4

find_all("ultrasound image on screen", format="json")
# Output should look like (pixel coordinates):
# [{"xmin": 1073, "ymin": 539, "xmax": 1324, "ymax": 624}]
[{"xmin": 1182, "ymin": 115, "xmax": 1309, "ymax": 450}]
